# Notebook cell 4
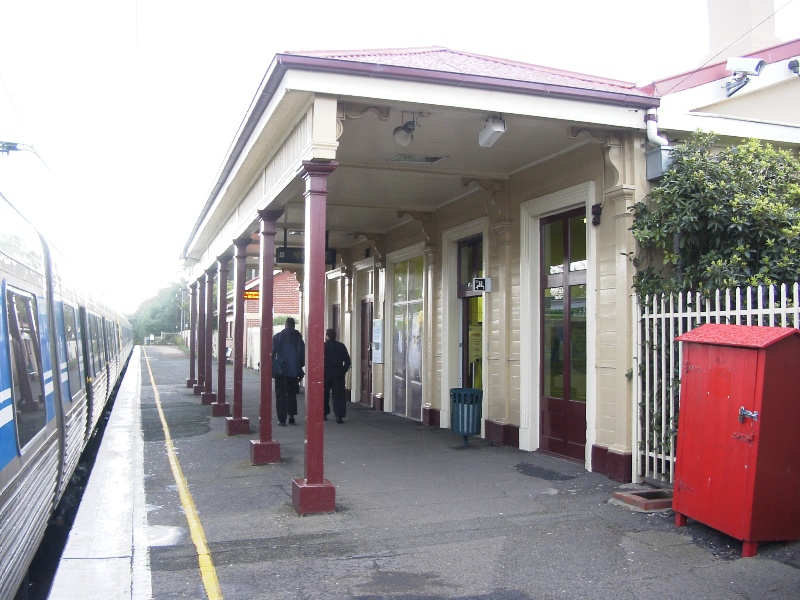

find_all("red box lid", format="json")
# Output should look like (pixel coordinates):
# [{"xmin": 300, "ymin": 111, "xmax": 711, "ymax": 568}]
[{"xmin": 675, "ymin": 323, "xmax": 800, "ymax": 348}]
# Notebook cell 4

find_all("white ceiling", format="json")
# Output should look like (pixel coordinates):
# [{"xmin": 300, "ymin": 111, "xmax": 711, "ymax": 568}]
[{"xmin": 270, "ymin": 100, "xmax": 598, "ymax": 254}]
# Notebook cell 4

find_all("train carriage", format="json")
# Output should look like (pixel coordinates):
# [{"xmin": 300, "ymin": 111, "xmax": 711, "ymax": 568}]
[{"xmin": 0, "ymin": 191, "xmax": 131, "ymax": 598}]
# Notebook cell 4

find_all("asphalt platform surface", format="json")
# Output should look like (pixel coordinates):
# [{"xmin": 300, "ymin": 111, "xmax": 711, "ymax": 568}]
[{"xmin": 51, "ymin": 345, "xmax": 800, "ymax": 599}]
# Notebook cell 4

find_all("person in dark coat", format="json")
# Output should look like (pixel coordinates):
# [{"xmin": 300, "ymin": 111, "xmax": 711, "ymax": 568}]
[
  {"xmin": 323, "ymin": 328, "xmax": 351, "ymax": 423},
  {"xmin": 272, "ymin": 318, "xmax": 305, "ymax": 426}
]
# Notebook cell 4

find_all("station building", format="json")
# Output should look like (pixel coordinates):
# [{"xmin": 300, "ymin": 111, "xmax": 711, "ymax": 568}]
[{"xmin": 181, "ymin": 39, "xmax": 800, "ymax": 483}]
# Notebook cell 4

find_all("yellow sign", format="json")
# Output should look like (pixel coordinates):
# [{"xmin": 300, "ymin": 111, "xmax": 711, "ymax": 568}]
[{"xmin": 243, "ymin": 290, "xmax": 259, "ymax": 300}]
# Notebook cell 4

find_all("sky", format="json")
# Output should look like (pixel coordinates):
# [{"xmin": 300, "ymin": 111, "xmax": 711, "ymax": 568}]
[{"xmin": 1, "ymin": 0, "xmax": 799, "ymax": 315}]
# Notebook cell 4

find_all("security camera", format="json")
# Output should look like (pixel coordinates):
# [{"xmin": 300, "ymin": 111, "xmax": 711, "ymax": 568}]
[
  {"xmin": 725, "ymin": 57, "xmax": 766, "ymax": 76},
  {"xmin": 789, "ymin": 58, "xmax": 799, "ymax": 75}
]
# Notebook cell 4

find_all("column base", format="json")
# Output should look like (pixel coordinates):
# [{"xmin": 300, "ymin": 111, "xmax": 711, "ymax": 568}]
[
  {"xmin": 193, "ymin": 384, "xmax": 203, "ymax": 396},
  {"xmin": 226, "ymin": 417, "xmax": 250, "ymax": 435},
  {"xmin": 201, "ymin": 392, "xmax": 216, "ymax": 405},
  {"xmin": 250, "ymin": 440, "xmax": 281, "ymax": 464},
  {"xmin": 211, "ymin": 402, "xmax": 231, "ymax": 417},
  {"xmin": 186, "ymin": 378, "xmax": 195, "ymax": 388},
  {"xmin": 292, "ymin": 478, "xmax": 336, "ymax": 515}
]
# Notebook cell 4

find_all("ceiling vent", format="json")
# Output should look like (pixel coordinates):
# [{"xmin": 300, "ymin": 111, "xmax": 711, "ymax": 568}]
[{"xmin": 390, "ymin": 154, "xmax": 448, "ymax": 164}]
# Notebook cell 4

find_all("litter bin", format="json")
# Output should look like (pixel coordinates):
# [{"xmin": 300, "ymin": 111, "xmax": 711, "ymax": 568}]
[{"xmin": 450, "ymin": 388, "xmax": 483, "ymax": 446}]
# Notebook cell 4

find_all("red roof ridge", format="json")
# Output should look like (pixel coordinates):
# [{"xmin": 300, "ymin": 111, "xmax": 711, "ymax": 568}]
[{"xmin": 284, "ymin": 46, "xmax": 645, "ymax": 91}]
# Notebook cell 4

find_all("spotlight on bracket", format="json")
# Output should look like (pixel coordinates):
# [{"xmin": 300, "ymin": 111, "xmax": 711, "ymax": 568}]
[
  {"xmin": 789, "ymin": 58, "xmax": 799, "ymax": 78},
  {"xmin": 393, "ymin": 112, "xmax": 422, "ymax": 147}
]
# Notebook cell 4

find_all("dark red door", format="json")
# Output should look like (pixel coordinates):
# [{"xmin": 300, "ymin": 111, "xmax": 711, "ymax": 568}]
[
  {"xmin": 360, "ymin": 299, "xmax": 373, "ymax": 405},
  {"xmin": 540, "ymin": 209, "xmax": 587, "ymax": 461},
  {"xmin": 673, "ymin": 344, "xmax": 756, "ymax": 536}
]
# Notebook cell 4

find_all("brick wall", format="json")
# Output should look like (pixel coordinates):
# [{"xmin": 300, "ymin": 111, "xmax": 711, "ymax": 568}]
[{"xmin": 274, "ymin": 270, "xmax": 300, "ymax": 314}]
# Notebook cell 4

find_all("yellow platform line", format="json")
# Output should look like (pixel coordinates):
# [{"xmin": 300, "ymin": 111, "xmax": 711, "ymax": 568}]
[{"xmin": 143, "ymin": 348, "xmax": 223, "ymax": 600}]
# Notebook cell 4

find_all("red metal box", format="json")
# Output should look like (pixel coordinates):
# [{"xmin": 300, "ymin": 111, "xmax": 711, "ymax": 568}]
[{"xmin": 673, "ymin": 323, "xmax": 800, "ymax": 557}]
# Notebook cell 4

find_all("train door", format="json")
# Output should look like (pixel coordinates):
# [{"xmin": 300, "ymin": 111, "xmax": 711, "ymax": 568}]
[{"xmin": 540, "ymin": 209, "xmax": 587, "ymax": 461}]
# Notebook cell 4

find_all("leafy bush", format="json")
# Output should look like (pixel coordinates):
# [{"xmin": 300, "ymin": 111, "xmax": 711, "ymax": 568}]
[{"xmin": 631, "ymin": 132, "xmax": 800, "ymax": 298}]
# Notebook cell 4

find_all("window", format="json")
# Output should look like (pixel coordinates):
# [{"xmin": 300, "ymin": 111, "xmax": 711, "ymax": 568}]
[
  {"xmin": 392, "ymin": 255, "xmax": 424, "ymax": 419},
  {"xmin": 6, "ymin": 290, "xmax": 46, "ymax": 448},
  {"xmin": 458, "ymin": 236, "xmax": 483, "ymax": 297},
  {"xmin": 87, "ymin": 314, "xmax": 105, "ymax": 376},
  {"xmin": 62, "ymin": 304, "xmax": 85, "ymax": 401}
]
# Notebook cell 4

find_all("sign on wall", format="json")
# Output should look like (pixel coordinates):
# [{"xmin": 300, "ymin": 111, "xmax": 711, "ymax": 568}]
[{"xmin": 372, "ymin": 319, "xmax": 384, "ymax": 364}]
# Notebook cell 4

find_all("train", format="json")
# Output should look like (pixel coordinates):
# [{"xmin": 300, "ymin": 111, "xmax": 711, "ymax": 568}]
[{"xmin": 0, "ymin": 191, "xmax": 133, "ymax": 598}]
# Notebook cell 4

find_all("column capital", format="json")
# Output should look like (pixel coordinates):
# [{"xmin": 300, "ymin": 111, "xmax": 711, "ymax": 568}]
[
  {"xmin": 257, "ymin": 209, "xmax": 283, "ymax": 223},
  {"xmin": 233, "ymin": 236, "xmax": 251, "ymax": 255},
  {"xmin": 300, "ymin": 160, "xmax": 338, "ymax": 180}
]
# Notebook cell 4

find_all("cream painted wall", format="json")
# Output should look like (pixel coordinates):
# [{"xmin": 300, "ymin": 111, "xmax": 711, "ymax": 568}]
[
  {"xmin": 343, "ymin": 134, "xmax": 650, "ymax": 467},
  {"xmin": 699, "ymin": 80, "xmax": 800, "ymax": 126}
]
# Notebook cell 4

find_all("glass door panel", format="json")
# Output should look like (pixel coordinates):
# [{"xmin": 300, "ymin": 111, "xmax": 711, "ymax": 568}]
[
  {"xmin": 569, "ymin": 284, "xmax": 587, "ymax": 403},
  {"xmin": 543, "ymin": 287, "xmax": 565, "ymax": 399}
]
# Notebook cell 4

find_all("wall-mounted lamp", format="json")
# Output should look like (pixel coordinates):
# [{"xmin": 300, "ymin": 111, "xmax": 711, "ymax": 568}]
[
  {"xmin": 479, "ymin": 115, "xmax": 506, "ymax": 147},
  {"xmin": 789, "ymin": 58, "xmax": 799, "ymax": 78},
  {"xmin": 393, "ymin": 113, "xmax": 419, "ymax": 146},
  {"xmin": 591, "ymin": 203, "xmax": 602, "ymax": 226},
  {"xmin": 724, "ymin": 56, "xmax": 766, "ymax": 97}
]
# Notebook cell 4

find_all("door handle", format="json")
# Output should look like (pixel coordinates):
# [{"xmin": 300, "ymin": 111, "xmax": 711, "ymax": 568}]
[{"xmin": 738, "ymin": 406, "xmax": 759, "ymax": 423}]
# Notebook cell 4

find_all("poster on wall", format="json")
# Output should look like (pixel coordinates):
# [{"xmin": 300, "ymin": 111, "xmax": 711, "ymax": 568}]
[{"xmin": 372, "ymin": 319, "xmax": 384, "ymax": 364}]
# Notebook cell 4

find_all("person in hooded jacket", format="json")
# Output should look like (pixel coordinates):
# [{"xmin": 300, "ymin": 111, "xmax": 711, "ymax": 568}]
[
  {"xmin": 272, "ymin": 317, "xmax": 305, "ymax": 425},
  {"xmin": 323, "ymin": 328, "xmax": 351, "ymax": 423}
]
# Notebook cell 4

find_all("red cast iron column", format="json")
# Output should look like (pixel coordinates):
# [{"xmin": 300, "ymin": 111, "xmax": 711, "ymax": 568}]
[
  {"xmin": 227, "ymin": 236, "xmax": 251, "ymax": 435},
  {"xmin": 292, "ymin": 160, "xmax": 338, "ymax": 515},
  {"xmin": 201, "ymin": 265, "xmax": 217, "ymax": 405},
  {"xmin": 194, "ymin": 275, "xmax": 206, "ymax": 396},
  {"xmin": 212, "ymin": 253, "xmax": 231, "ymax": 417},
  {"xmin": 186, "ymin": 281, "xmax": 197, "ymax": 387},
  {"xmin": 251, "ymin": 209, "xmax": 283, "ymax": 464}
]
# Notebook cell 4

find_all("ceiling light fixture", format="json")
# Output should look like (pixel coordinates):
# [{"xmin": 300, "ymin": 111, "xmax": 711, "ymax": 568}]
[
  {"xmin": 393, "ymin": 112, "xmax": 420, "ymax": 146},
  {"xmin": 479, "ymin": 115, "xmax": 506, "ymax": 147}
]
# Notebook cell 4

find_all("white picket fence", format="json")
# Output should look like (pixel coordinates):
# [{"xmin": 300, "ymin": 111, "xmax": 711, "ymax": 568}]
[{"xmin": 633, "ymin": 282, "xmax": 800, "ymax": 484}]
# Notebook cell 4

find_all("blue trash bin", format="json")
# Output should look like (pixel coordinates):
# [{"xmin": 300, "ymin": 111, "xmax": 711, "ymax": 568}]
[{"xmin": 450, "ymin": 388, "xmax": 483, "ymax": 446}]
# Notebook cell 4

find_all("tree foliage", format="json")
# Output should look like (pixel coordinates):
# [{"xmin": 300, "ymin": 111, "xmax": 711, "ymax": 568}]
[
  {"xmin": 631, "ymin": 132, "xmax": 800, "ymax": 299},
  {"xmin": 130, "ymin": 281, "xmax": 188, "ymax": 344}
]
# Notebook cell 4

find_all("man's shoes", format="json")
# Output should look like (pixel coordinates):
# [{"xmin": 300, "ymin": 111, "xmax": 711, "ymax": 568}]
[
  {"xmin": 288, "ymin": 416, "xmax": 295, "ymax": 424},
  {"xmin": 323, "ymin": 415, "xmax": 328, "ymax": 421},
  {"xmin": 278, "ymin": 421, "xmax": 286, "ymax": 426},
  {"xmin": 336, "ymin": 418, "xmax": 343, "ymax": 424}
]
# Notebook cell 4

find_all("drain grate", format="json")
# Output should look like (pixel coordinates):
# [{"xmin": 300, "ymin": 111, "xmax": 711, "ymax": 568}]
[
  {"xmin": 514, "ymin": 462, "xmax": 576, "ymax": 481},
  {"xmin": 612, "ymin": 489, "xmax": 673, "ymax": 511}
]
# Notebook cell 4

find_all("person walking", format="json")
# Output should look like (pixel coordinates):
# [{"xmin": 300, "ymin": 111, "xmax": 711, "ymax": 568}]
[
  {"xmin": 272, "ymin": 317, "xmax": 305, "ymax": 426},
  {"xmin": 323, "ymin": 328, "xmax": 351, "ymax": 423}
]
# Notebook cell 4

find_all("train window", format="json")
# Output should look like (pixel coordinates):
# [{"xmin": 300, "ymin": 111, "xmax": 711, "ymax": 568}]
[
  {"xmin": 88, "ymin": 315, "xmax": 103, "ymax": 376},
  {"xmin": 6, "ymin": 290, "xmax": 47, "ymax": 448},
  {"xmin": 62, "ymin": 304, "xmax": 84, "ymax": 401}
]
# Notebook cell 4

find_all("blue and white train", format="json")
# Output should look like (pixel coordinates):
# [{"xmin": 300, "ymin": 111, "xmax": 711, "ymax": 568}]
[{"xmin": 0, "ymin": 191, "xmax": 133, "ymax": 598}]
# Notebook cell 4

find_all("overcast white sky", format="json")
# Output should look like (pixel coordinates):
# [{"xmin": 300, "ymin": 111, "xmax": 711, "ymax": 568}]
[{"xmin": 1, "ymin": 0, "xmax": 798, "ymax": 315}]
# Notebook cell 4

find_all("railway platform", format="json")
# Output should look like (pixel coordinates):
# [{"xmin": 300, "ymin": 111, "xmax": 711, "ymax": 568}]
[{"xmin": 49, "ymin": 345, "xmax": 800, "ymax": 599}]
